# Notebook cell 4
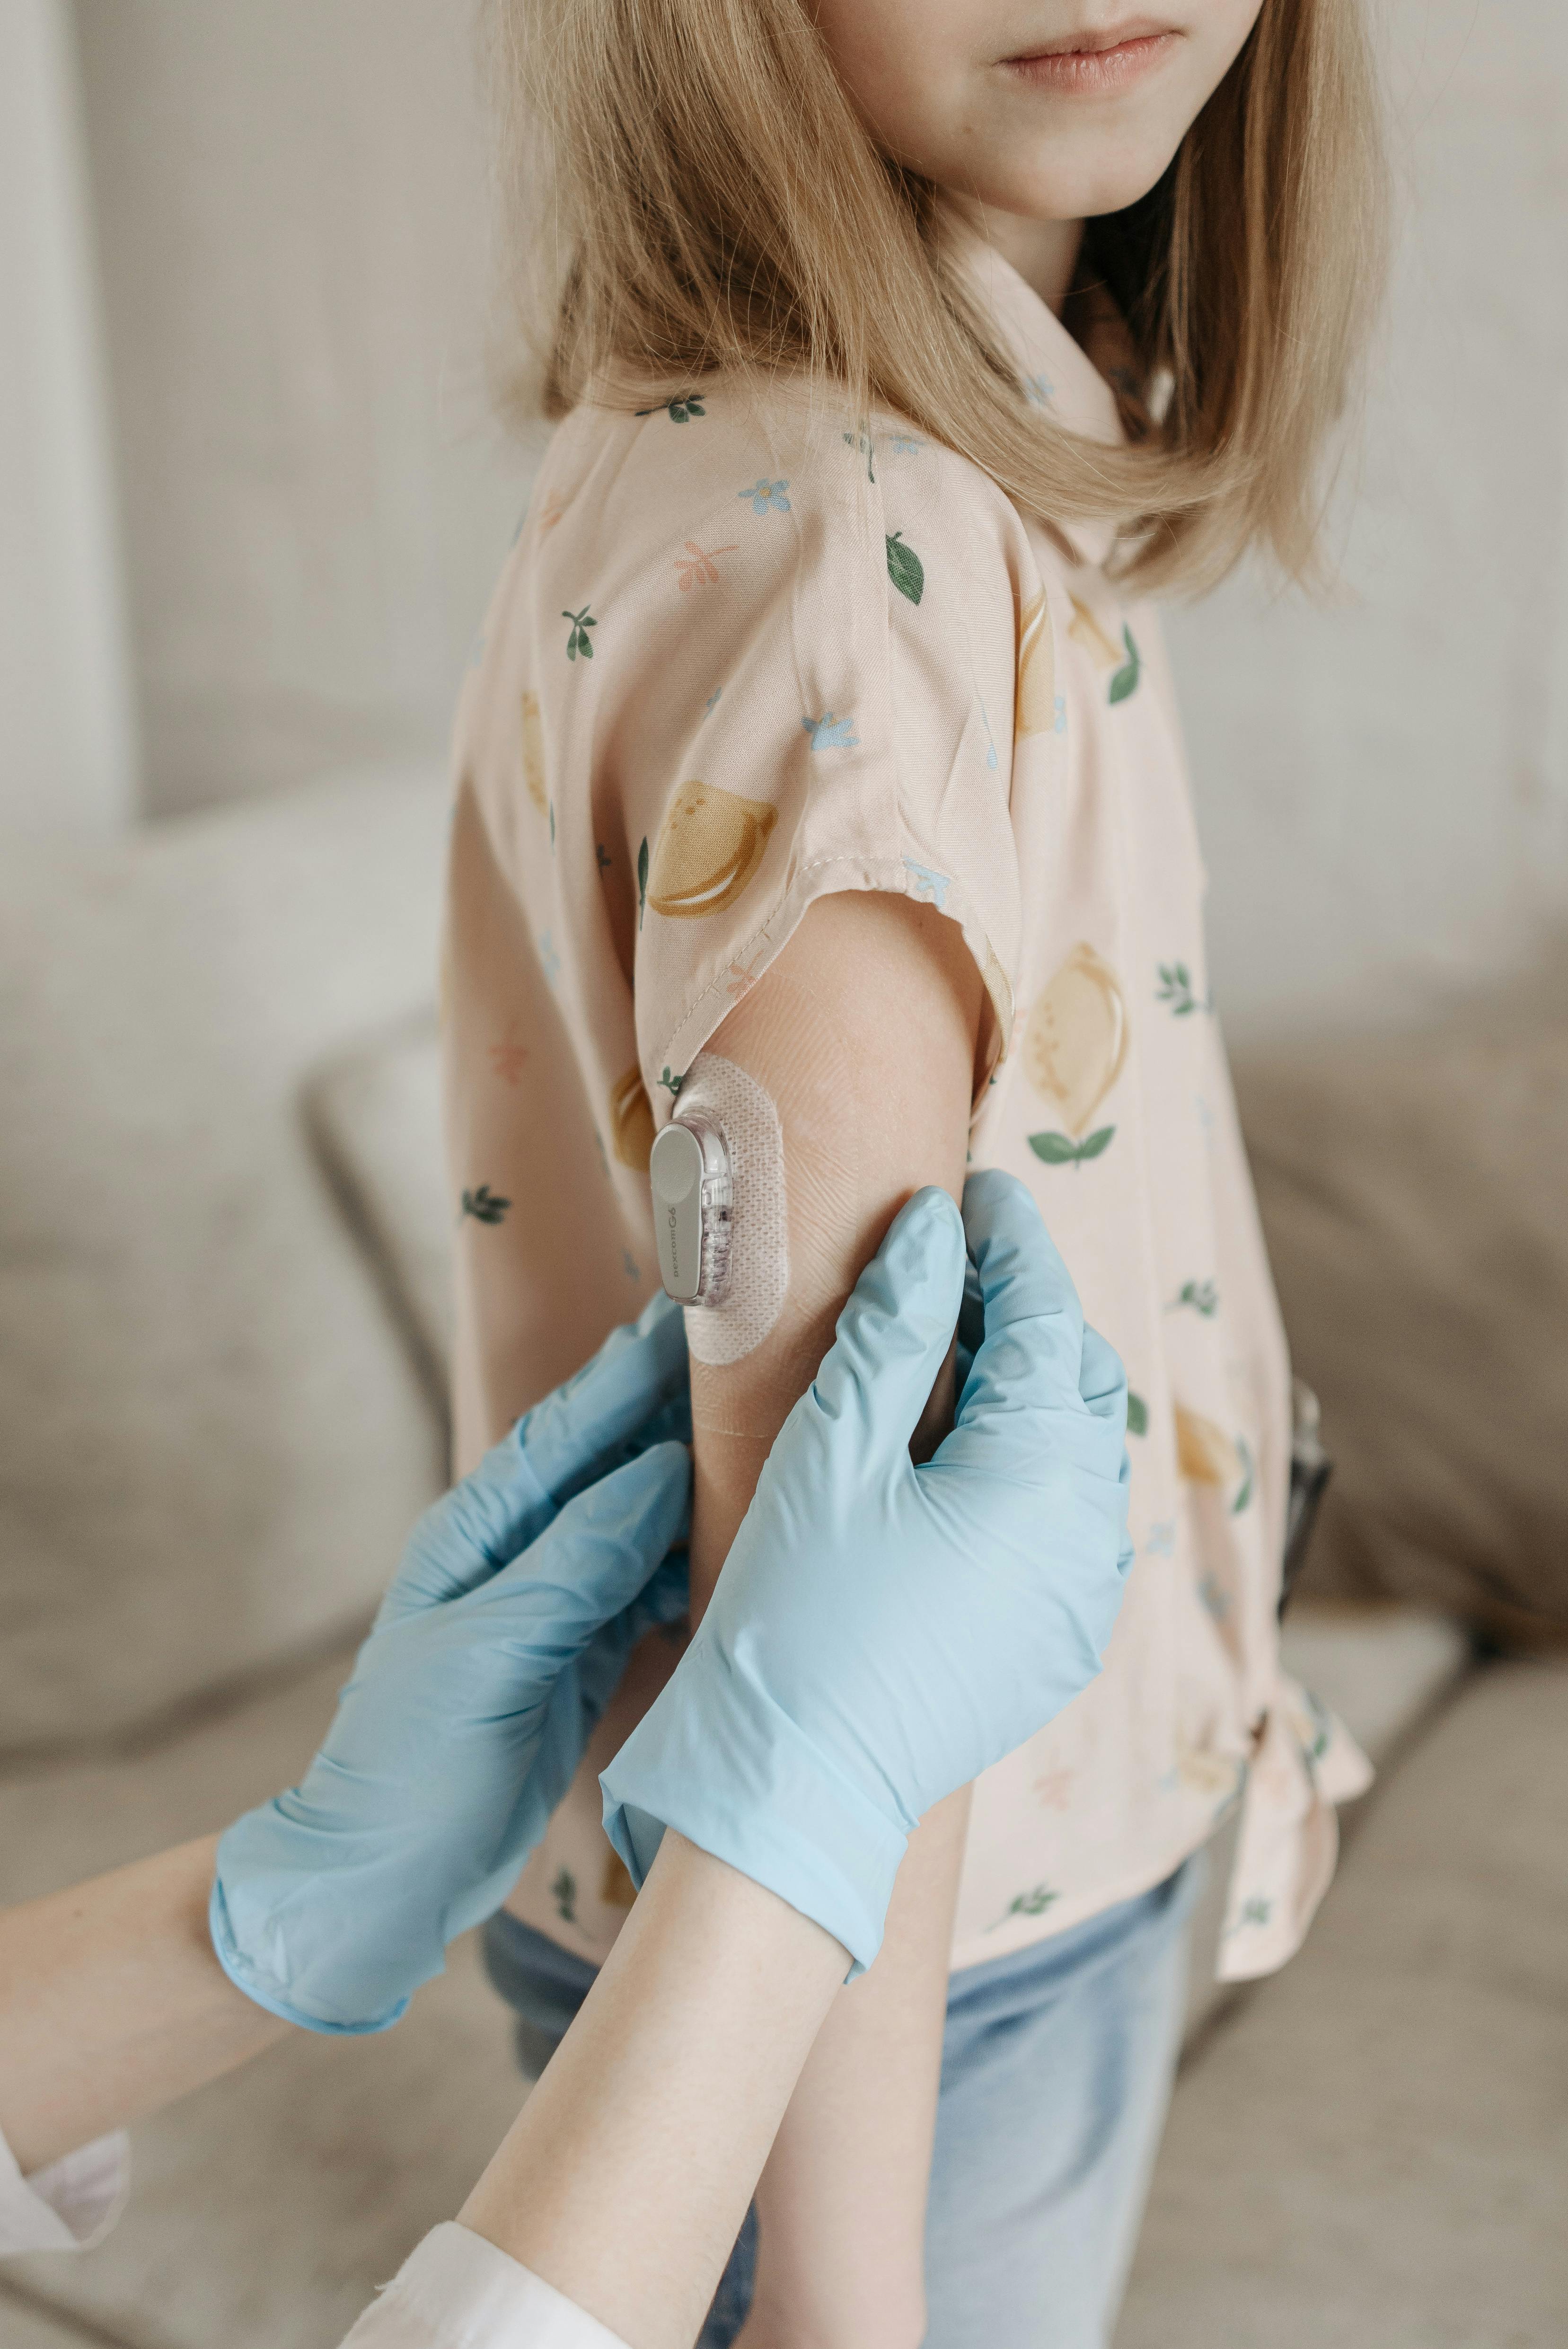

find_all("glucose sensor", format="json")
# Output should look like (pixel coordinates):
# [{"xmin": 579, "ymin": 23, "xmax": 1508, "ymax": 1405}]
[{"xmin": 650, "ymin": 1109, "xmax": 733, "ymax": 1306}]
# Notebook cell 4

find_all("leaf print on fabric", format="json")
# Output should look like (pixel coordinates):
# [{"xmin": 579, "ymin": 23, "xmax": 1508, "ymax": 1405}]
[
  {"xmin": 1156, "ymin": 960, "xmax": 1210, "ymax": 1016},
  {"xmin": 842, "ymin": 424, "xmax": 876, "ymax": 482},
  {"xmin": 1109, "ymin": 626, "xmax": 1142, "ymax": 705},
  {"xmin": 460, "ymin": 1184, "xmax": 511, "ymax": 1226},
  {"xmin": 622, "ymin": 1249, "xmax": 641, "ymax": 1280},
  {"xmin": 674, "ymin": 540, "xmax": 738, "ymax": 591},
  {"xmin": 1015, "ymin": 589, "xmax": 1056, "ymax": 739},
  {"xmin": 596, "ymin": 842, "xmax": 612, "ymax": 874},
  {"xmin": 551, "ymin": 1868, "xmax": 578, "ymax": 1926},
  {"xmin": 636, "ymin": 394, "xmax": 706, "ymax": 423},
  {"xmin": 885, "ymin": 532, "xmax": 925, "ymax": 604},
  {"xmin": 636, "ymin": 836, "xmax": 649, "ymax": 928},
  {"xmin": 990, "ymin": 1884, "xmax": 1059, "ymax": 1931},
  {"xmin": 1028, "ymin": 1125, "xmax": 1115, "ymax": 1169},
  {"xmin": 902, "ymin": 857, "xmax": 951, "ymax": 911},
  {"xmin": 1022, "ymin": 944, "xmax": 1128, "ymax": 1135},
  {"xmin": 609, "ymin": 1068, "xmax": 656, "ymax": 1171},
  {"xmin": 562, "ymin": 606, "xmax": 597, "ymax": 660},
  {"xmin": 657, "ymin": 1066, "xmax": 684, "ymax": 1098},
  {"xmin": 520, "ymin": 690, "xmax": 547, "ymax": 814},
  {"xmin": 737, "ymin": 478, "xmax": 790, "ymax": 515},
  {"xmin": 802, "ymin": 710, "xmax": 860, "ymax": 751},
  {"xmin": 1231, "ymin": 1435, "xmax": 1256, "ymax": 1516},
  {"xmin": 647, "ymin": 781, "xmax": 778, "ymax": 920},
  {"xmin": 1171, "ymin": 1279, "xmax": 1219, "ymax": 1318},
  {"xmin": 1126, "ymin": 1390, "xmax": 1148, "ymax": 1437}
]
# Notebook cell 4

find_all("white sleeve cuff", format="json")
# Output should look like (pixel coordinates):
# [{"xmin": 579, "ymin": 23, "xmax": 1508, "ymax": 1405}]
[
  {"xmin": 0, "ymin": 2126, "xmax": 129, "ymax": 2256},
  {"xmin": 339, "ymin": 2222, "xmax": 632, "ymax": 2349}
]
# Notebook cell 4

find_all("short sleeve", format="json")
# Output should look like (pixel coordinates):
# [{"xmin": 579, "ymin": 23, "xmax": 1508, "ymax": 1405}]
[{"xmin": 587, "ymin": 389, "xmax": 1031, "ymax": 1104}]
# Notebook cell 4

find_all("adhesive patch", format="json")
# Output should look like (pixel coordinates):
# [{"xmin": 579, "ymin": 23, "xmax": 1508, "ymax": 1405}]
[{"xmin": 676, "ymin": 1051, "xmax": 788, "ymax": 1364}]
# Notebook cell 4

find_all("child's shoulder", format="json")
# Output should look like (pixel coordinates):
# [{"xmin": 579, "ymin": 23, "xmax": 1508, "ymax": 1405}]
[{"xmin": 533, "ymin": 371, "xmax": 1033, "ymax": 580}]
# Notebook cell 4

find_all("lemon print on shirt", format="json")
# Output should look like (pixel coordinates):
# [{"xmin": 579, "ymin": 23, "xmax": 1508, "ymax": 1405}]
[
  {"xmin": 646, "ymin": 780, "xmax": 777, "ymax": 920},
  {"xmin": 1174, "ymin": 1406, "xmax": 1242, "ymax": 1490},
  {"xmin": 1023, "ymin": 945, "xmax": 1128, "ymax": 1134},
  {"xmin": 609, "ymin": 1067, "xmax": 655, "ymax": 1170},
  {"xmin": 1015, "ymin": 590, "xmax": 1056, "ymax": 739},
  {"xmin": 520, "ymin": 691, "xmax": 547, "ymax": 815},
  {"xmin": 1068, "ymin": 596, "xmax": 1122, "ymax": 671}
]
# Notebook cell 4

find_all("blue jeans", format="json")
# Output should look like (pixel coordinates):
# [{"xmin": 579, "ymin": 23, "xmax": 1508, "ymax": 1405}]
[{"xmin": 483, "ymin": 1855, "xmax": 1199, "ymax": 2349}]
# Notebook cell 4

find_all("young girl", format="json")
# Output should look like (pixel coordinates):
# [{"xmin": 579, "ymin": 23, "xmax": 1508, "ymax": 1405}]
[{"xmin": 443, "ymin": 1, "xmax": 1385, "ymax": 2341}]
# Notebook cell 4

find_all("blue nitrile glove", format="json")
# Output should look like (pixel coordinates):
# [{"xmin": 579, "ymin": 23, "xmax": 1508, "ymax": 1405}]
[
  {"xmin": 601, "ymin": 1172, "xmax": 1133, "ymax": 1975},
  {"xmin": 211, "ymin": 1293, "xmax": 693, "ymax": 2035}
]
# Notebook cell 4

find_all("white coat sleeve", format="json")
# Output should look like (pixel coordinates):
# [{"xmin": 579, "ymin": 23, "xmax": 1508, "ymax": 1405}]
[
  {"xmin": 0, "ymin": 2126, "xmax": 129, "ymax": 2255},
  {"xmin": 338, "ymin": 2222, "xmax": 632, "ymax": 2349}
]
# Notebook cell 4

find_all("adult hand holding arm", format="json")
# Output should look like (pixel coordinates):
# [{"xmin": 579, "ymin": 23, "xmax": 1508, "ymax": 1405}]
[
  {"xmin": 450, "ymin": 1171, "xmax": 1133, "ymax": 2349},
  {"xmin": 0, "ymin": 1294, "xmax": 693, "ymax": 2183}
]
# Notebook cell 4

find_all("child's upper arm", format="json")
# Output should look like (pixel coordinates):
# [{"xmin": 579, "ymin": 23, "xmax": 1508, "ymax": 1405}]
[
  {"xmin": 591, "ymin": 393, "xmax": 1032, "ymax": 1587},
  {"xmin": 684, "ymin": 886, "xmax": 983, "ymax": 1607}
]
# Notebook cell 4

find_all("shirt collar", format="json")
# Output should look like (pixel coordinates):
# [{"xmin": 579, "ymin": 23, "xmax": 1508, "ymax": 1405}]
[{"xmin": 939, "ymin": 210, "xmax": 1127, "ymax": 569}]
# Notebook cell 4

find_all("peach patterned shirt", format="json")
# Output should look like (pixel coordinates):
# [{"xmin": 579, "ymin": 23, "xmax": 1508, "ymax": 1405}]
[{"xmin": 442, "ymin": 225, "xmax": 1370, "ymax": 1984}]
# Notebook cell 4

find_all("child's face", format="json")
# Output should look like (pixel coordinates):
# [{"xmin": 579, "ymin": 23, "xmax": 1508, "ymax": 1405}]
[{"xmin": 810, "ymin": 2, "xmax": 1268, "ymax": 221}]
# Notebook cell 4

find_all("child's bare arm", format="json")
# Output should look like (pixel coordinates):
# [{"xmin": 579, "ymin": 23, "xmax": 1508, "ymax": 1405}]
[{"xmin": 686, "ymin": 887, "xmax": 983, "ymax": 2349}]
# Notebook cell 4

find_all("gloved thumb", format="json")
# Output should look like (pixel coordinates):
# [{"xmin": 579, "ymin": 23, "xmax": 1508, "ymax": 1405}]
[
  {"xmin": 468, "ymin": 1439, "xmax": 692, "ymax": 1648},
  {"xmin": 804, "ymin": 1189, "xmax": 966, "ymax": 1467}
]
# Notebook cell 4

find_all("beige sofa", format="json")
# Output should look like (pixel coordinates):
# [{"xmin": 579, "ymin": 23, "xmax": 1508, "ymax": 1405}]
[{"xmin": 0, "ymin": 775, "xmax": 1556, "ymax": 2348}]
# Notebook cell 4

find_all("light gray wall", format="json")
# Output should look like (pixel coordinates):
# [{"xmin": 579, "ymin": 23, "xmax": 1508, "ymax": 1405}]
[
  {"xmin": 0, "ymin": 0, "xmax": 137, "ymax": 830},
  {"xmin": 73, "ymin": 0, "xmax": 1568, "ymax": 1038},
  {"xmin": 1173, "ymin": 0, "xmax": 1568, "ymax": 1040},
  {"xmin": 73, "ymin": 0, "xmax": 539, "ymax": 818}
]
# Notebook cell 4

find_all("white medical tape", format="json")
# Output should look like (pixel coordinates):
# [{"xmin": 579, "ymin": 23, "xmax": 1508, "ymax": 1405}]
[{"xmin": 677, "ymin": 1050, "xmax": 789, "ymax": 1365}]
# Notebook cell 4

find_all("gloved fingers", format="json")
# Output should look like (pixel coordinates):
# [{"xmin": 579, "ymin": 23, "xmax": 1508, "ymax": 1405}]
[
  {"xmin": 801, "ymin": 1189, "xmax": 966, "ymax": 1468},
  {"xmin": 472, "ymin": 1439, "xmax": 693, "ymax": 1649},
  {"xmin": 1077, "ymin": 1325, "xmax": 1129, "ymax": 1426},
  {"xmin": 620, "ymin": 1547, "xmax": 691, "ymax": 1643},
  {"xmin": 960, "ymin": 1170, "xmax": 1085, "ymax": 1378},
  {"xmin": 401, "ymin": 1295, "xmax": 689, "ymax": 1616},
  {"xmin": 518, "ymin": 1290, "xmax": 692, "ymax": 1509}
]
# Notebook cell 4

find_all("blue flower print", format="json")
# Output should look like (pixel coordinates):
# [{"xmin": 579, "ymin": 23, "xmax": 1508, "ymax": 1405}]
[
  {"xmin": 802, "ymin": 711, "xmax": 859, "ymax": 751},
  {"xmin": 537, "ymin": 927, "xmax": 561, "ymax": 988},
  {"xmin": 888, "ymin": 432, "xmax": 926, "ymax": 456},
  {"xmin": 1022, "ymin": 373, "xmax": 1056, "ymax": 409},
  {"xmin": 1055, "ymin": 694, "xmax": 1067, "ymax": 735},
  {"xmin": 704, "ymin": 687, "xmax": 723, "ymax": 717},
  {"xmin": 902, "ymin": 857, "xmax": 951, "ymax": 910},
  {"xmin": 738, "ymin": 478, "xmax": 791, "ymax": 515},
  {"xmin": 1198, "ymin": 1572, "xmax": 1231, "ymax": 1622},
  {"xmin": 1145, "ymin": 1520, "xmax": 1177, "ymax": 1557}
]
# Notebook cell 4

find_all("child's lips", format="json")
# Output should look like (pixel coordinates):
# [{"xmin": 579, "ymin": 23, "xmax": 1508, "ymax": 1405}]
[{"xmin": 1003, "ymin": 26, "xmax": 1181, "ymax": 96}]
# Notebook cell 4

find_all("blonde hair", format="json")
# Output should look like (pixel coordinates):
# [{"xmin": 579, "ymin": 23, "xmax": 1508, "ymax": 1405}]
[{"xmin": 487, "ymin": 0, "xmax": 1386, "ymax": 592}]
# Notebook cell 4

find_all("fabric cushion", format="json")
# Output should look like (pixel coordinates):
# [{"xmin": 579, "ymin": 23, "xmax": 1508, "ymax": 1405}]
[
  {"xmin": 1234, "ymin": 989, "xmax": 1568, "ymax": 1641},
  {"xmin": 0, "ymin": 770, "xmax": 449, "ymax": 1754}
]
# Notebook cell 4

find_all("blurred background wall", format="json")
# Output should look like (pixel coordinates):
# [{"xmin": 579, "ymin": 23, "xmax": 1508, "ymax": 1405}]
[{"xmin": 8, "ymin": 0, "xmax": 1568, "ymax": 1033}]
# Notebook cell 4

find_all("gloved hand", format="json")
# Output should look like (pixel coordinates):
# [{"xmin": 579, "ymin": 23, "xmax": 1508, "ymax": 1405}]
[
  {"xmin": 601, "ymin": 1171, "xmax": 1133, "ymax": 1975},
  {"xmin": 211, "ymin": 1293, "xmax": 693, "ymax": 2035}
]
